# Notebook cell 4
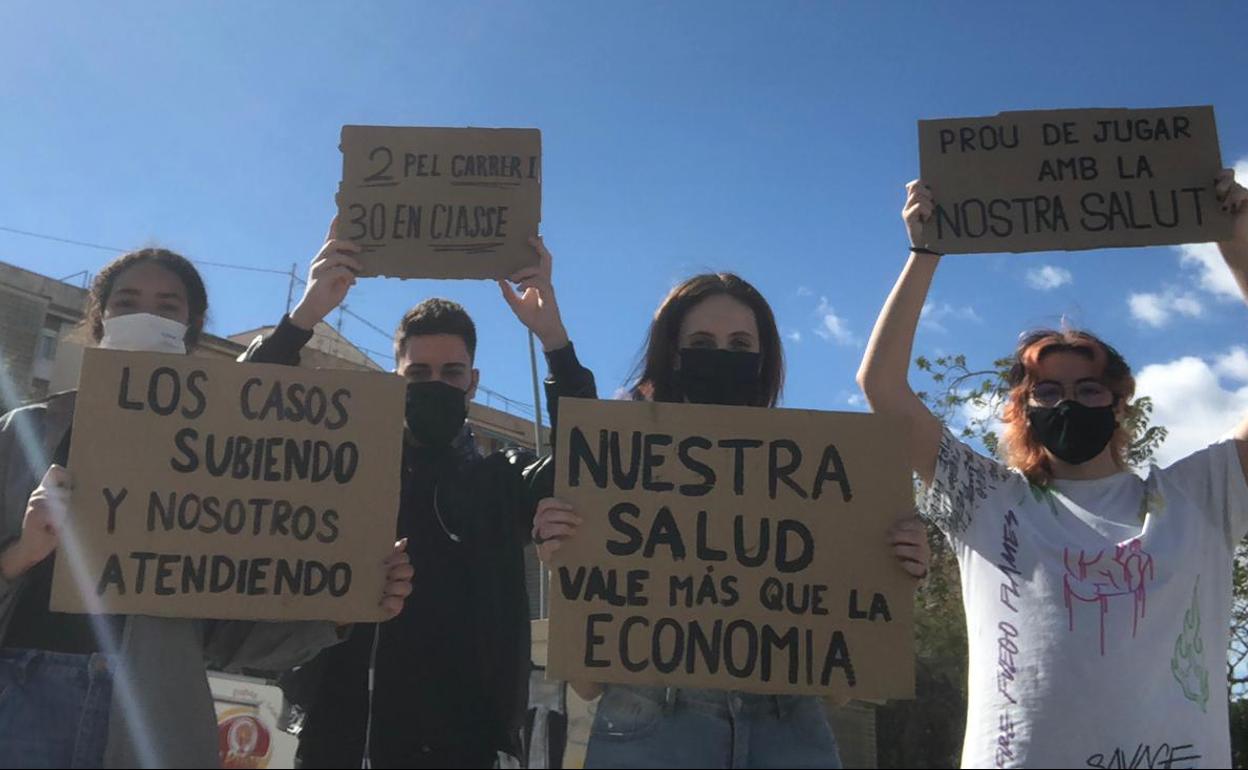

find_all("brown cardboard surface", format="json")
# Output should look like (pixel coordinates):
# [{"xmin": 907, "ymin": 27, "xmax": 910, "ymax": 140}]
[
  {"xmin": 50, "ymin": 349, "xmax": 405, "ymax": 622},
  {"xmin": 917, "ymin": 106, "xmax": 1233, "ymax": 254},
  {"xmin": 547, "ymin": 398, "xmax": 916, "ymax": 699},
  {"xmin": 337, "ymin": 125, "xmax": 541, "ymax": 279}
]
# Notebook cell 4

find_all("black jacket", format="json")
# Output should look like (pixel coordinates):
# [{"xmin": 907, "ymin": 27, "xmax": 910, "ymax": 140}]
[{"xmin": 240, "ymin": 317, "xmax": 595, "ymax": 767}]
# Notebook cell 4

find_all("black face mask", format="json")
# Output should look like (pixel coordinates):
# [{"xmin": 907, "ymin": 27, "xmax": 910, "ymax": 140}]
[
  {"xmin": 405, "ymin": 381, "xmax": 469, "ymax": 448},
  {"xmin": 1027, "ymin": 400, "xmax": 1118, "ymax": 465},
  {"xmin": 675, "ymin": 348, "xmax": 763, "ymax": 407}
]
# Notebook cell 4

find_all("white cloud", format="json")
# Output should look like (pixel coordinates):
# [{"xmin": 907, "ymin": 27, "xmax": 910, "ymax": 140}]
[
  {"xmin": 1128, "ymin": 294, "xmax": 1168, "ymax": 327},
  {"xmin": 1025, "ymin": 265, "xmax": 1073, "ymax": 291},
  {"xmin": 1127, "ymin": 290, "xmax": 1204, "ymax": 328},
  {"xmin": 1173, "ymin": 157, "xmax": 1248, "ymax": 302},
  {"xmin": 920, "ymin": 302, "xmax": 982, "ymax": 333},
  {"xmin": 1215, "ymin": 347, "xmax": 1248, "ymax": 382},
  {"xmin": 845, "ymin": 393, "xmax": 866, "ymax": 408},
  {"xmin": 796, "ymin": 286, "xmax": 813, "ymax": 297},
  {"xmin": 1170, "ymin": 293, "xmax": 1204, "ymax": 316},
  {"xmin": 786, "ymin": 330, "xmax": 802, "ymax": 343},
  {"xmin": 1135, "ymin": 353, "xmax": 1248, "ymax": 466},
  {"xmin": 1179, "ymin": 243, "xmax": 1242, "ymax": 301},
  {"xmin": 813, "ymin": 297, "xmax": 857, "ymax": 346}
]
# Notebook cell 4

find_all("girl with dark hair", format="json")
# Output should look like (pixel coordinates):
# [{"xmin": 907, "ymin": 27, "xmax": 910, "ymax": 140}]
[
  {"xmin": 80, "ymin": 247, "xmax": 210, "ymax": 352},
  {"xmin": 857, "ymin": 169, "xmax": 1248, "ymax": 767},
  {"xmin": 532, "ymin": 272, "xmax": 929, "ymax": 769},
  {"xmin": 0, "ymin": 248, "xmax": 412, "ymax": 768},
  {"xmin": 627, "ymin": 273, "xmax": 786, "ymax": 408}
]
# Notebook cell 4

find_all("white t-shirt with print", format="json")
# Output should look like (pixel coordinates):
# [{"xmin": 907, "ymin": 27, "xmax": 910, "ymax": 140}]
[{"xmin": 921, "ymin": 430, "xmax": 1248, "ymax": 769}]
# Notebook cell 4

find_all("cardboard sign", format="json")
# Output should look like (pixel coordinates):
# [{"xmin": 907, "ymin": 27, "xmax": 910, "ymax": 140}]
[
  {"xmin": 50, "ymin": 349, "xmax": 405, "ymax": 623},
  {"xmin": 917, "ymin": 106, "xmax": 1233, "ymax": 254},
  {"xmin": 337, "ymin": 125, "xmax": 541, "ymax": 279},
  {"xmin": 547, "ymin": 398, "xmax": 916, "ymax": 699}
]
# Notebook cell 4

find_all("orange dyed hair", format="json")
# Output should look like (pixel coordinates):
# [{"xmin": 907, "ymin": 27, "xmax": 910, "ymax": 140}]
[{"xmin": 1001, "ymin": 329, "xmax": 1135, "ymax": 486}]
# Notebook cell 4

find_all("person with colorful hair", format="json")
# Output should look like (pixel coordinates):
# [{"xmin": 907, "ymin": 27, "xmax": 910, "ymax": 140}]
[{"xmin": 857, "ymin": 169, "xmax": 1248, "ymax": 767}]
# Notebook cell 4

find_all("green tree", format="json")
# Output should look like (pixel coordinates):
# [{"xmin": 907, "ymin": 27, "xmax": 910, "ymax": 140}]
[
  {"xmin": 875, "ymin": 530, "xmax": 967, "ymax": 769},
  {"xmin": 1232, "ymin": 697, "xmax": 1248, "ymax": 767},
  {"xmin": 1231, "ymin": 545, "xmax": 1248, "ymax": 700}
]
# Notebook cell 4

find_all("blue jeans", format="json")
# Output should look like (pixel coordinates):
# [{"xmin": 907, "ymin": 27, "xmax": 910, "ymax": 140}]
[
  {"xmin": 0, "ymin": 649, "xmax": 114, "ymax": 769},
  {"xmin": 584, "ymin": 685, "xmax": 842, "ymax": 769}
]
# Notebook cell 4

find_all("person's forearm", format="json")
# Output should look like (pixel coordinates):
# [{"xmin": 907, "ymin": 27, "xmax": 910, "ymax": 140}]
[
  {"xmin": 536, "ymin": 315, "xmax": 570, "ymax": 352},
  {"xmin": 857, "ymin": 253, "xmax": 940, "ymax": 409},
  {"xmin": 1217, "ymin": 239, "xmax": 1248, "ymax": 301},
  {"xmin": 0, "ymin": 540, "xmax": 32, "ymax": 582}
]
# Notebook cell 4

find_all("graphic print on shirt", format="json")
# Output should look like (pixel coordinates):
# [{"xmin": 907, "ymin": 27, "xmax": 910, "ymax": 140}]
[
  {"xmin": 1024, "ymin": 484, "xmax": 1060, "ymax": 518},
  {"xmin": 923, "ymin": 433, "xmax": 1246, "ymax": 768},
  {"xmin": 1062, "ymin": 539, "xmax": 1156, "ymax": 655},
  {"xmin": 924, "ymin": 433, "xmax": 1015, "ymax": 537},
  {"xmin": 1143, "ymin": 487, "xmax": 1167, "ymax": 522},
  {"xmin": 1171, "ymin": 577, "xmax": 1210, "ymax": 713},
  {"xmin": 1085, "ymin": 742, "xmax": 1203, "ymax": 769},
  {"xmin": 995, "ymin": 509, "xmax": 1024, "ymax": 769}
]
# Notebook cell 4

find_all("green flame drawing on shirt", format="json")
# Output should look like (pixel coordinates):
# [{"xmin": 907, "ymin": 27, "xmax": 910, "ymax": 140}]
[
  {"xmin": 1171, "ymin": 577, "xmax": 1209, "ymax": 712},
  {"xmin": 1142, "ymin": 488, "xmax": 1167, "ymax": 522},
  {"xmin": 1025, "ymin": 483, "xmax": 1060, "ymax": 517}
]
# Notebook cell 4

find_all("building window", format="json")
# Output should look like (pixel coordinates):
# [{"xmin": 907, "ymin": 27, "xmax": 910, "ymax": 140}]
[{"xmin": 39, "ymin": 332, "xmax": 58, "ymax": 361}]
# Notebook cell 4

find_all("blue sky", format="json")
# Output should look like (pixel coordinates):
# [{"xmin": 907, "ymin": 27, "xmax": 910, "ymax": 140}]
[{"xmin": 3, "ymin": 1, "xmax": 1247, "ymax": 463}]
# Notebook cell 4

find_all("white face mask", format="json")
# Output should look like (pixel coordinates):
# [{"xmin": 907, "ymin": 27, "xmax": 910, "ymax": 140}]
[{"xmin": 98, "ymin": 313, "xmax": 189, "ymax": 354}]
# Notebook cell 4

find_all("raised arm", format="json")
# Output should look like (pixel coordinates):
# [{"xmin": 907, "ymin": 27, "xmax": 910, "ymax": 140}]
[
  {"xmin": 1215, "ymin": 169, "xmax": 1248, "ymax": 479},
  {"xmin": 856, "ymin": 180, "xmax": 945, "ymax": 483},
  {"xmin": 499, "ymin": 235, "xmax": 597, "ymax": 438},
  {"xmin": 242, "ymin": 219, "xmax": 361, "ymax": 366}
]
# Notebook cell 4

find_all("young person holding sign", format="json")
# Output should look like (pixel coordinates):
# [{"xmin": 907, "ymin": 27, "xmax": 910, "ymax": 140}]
[
  {"xmin": 533, "ymin": 273, "xmax": 930, "ymax": 769},
  {"xmin": 857, "ymin": 169, "xmax": 1248, "ymax": 768},
  {"xmin": 0, "ymin": 248, "xmax": 414, "ymax": 769},
  {"xmin": 247, "ymin": 229, "xmax": 595, "ymax": 768}
]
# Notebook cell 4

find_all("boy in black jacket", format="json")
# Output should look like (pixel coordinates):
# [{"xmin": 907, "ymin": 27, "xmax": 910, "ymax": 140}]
[{"xmin": 245, "ymin": 232, "xmax": 594, "ymax": 768}]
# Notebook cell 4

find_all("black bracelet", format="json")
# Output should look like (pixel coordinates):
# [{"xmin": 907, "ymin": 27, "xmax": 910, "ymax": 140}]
[{"xmin": 909, "ymin": 246, "xmax": 943, "ymax": 256}]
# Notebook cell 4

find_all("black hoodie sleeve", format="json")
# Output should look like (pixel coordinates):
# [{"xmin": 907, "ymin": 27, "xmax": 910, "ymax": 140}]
[
  {"xmin": 542, "ymin": 342, "xmax": 596, "ymax": 438},
  {"xmin": 509, "ymin": 342, "xmax": 598, "ymax": 535},
  {"xmin": 237, "ymin": 315, "xmax": 314, "ymax": 366}
]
